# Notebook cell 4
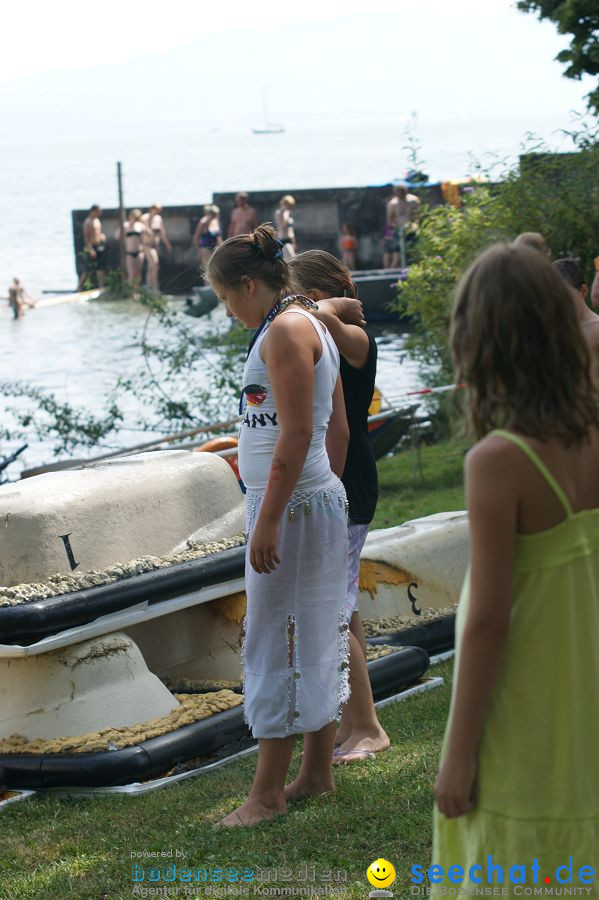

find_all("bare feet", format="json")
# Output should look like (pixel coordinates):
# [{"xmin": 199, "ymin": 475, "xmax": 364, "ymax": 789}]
[
  {"xmin": 216, "ymin": 797, "xmax": 286, "ymax": 828},
  {"xmin": 284, "ymin": 775, "xmax": 335, "ymax": 802},
  {"xmin": 332, "ymin": 726, "xmax": 390, "ymax": 765}
]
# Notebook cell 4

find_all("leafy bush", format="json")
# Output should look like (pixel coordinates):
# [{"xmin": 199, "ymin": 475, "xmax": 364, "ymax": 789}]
[{"xmin": 394, "ymin": 124, "xmax": 599, "ymax": 389}]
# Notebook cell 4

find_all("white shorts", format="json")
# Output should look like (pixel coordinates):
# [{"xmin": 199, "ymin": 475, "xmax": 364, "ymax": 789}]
[{"xmin": 345, "ymin": 522, "xmax": 370, "ymax": 619}]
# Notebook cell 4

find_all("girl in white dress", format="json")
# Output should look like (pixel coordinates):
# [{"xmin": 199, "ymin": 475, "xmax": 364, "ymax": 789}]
[{"xmin": 207, "ymin": 224, "xmax": 350, "ymax": 827}]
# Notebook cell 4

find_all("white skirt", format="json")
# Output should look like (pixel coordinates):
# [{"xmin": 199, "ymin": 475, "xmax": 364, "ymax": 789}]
[{"xmin": 243, "ymin": 473, "xmax": 350, "ymax": 739}]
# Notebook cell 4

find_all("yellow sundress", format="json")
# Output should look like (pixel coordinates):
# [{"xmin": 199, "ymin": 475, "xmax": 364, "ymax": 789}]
[{"xmin": 432, "ymin": 430, "xmax": 599, "ymax": 897}]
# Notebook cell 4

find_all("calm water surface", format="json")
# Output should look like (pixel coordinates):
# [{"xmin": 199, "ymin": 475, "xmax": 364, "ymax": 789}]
[{"xmin": 0, "ymin": 298, "xmax": 419, "ymax": 476}]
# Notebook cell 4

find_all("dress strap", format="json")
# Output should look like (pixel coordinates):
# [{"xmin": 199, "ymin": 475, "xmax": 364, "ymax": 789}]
[{"xmin": 490, "ymin": 429, "xmax": 573, "ymax": 517}]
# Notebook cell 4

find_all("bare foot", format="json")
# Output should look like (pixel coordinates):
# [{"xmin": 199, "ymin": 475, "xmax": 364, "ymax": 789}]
[
  {"xmin": 215, "ymin": 797, "xmax": 286, "ymax": 828},
  {"xmin": 284, "ymin": 776, "xmax": 335, "ymax": 802},
  {"xmin": 333, "ymin": 727, "xmax": 390, "ymax": 764}
]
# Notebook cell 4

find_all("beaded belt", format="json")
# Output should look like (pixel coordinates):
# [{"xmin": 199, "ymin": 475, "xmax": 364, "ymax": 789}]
[{"xmin": 246, "ymin": 478, "xmax": 349, "ymax": 523}]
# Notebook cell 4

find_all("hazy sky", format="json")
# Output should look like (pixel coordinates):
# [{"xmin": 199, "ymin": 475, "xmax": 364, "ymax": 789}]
[
  {"xmin": 3, "ymin": 0, "xmax": 533, "ymax": 82},
  {"xmin": 1, "ymin": 0, "xmax": 593, "ymax": 145}
]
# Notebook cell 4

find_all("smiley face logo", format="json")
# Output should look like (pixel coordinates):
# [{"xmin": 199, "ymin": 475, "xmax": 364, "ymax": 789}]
[{"xmin": 367, "ymin": 859, "xmax": 396, "ymax": 889}]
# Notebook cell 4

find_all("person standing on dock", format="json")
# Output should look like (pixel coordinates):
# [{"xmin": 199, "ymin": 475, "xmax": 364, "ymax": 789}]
[
  {"xmin": 207, "ymin": 224, "xmax": 350, "ymax": 828},
  {"xmin": 274, "ymin": 195, "xmax": 297, "ymax": 259},
  {"xmin": 228, "ymin": 192, "xmax": 259, "ymax": 237},
  {"xmin": 383, "ymin": 186, "xmax": 420, "ymax": 269},
  {"xmin": 116, "ymin": 209, "xmax": 148, "ymax": 293},
  {"xmin": 194, "ymin": 205, "xmax": 223, "ymax": 269},
  {"xmin": 78, "ymin": 205, "xmax": 107, "ymax": 289},
  {"xmin": 141, "ymin": 204, "xmax": 172, "ymax": 295}
]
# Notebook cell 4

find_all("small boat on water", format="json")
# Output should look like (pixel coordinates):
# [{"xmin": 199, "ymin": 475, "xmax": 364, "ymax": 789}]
[
  {"xmin": 184, "ymin": 270, "xmax": 407, "ymax": 323},
  {"xmin": 35, "ymin": 289, "xmax": 105, "ymax": 309},
  {"xmin": 0, "ymin": 451, "xmax": 466, "ymax": 788}
]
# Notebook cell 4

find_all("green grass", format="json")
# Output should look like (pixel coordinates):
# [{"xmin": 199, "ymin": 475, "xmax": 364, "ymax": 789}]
[
  {"xmin": 372, "ymin": 438, "xmax": 467, "ymax": 529},
  {"xmin": 1, "ymin": 662, "xmax": 453, "ymax": 900},
  {"xmin": 2, "ymin": 440, "xmax": 466, "ymax": 899}
]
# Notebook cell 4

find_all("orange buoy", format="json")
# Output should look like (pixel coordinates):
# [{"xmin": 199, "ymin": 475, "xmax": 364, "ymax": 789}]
[{"xmin": 196, "ymin": 436, "xmax": 240, "ymax": 480}]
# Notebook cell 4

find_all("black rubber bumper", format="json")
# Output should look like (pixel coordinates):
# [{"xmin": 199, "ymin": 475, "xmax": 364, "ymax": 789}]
[
  {"xmin": 368, "ymin": 615, "xmax": 455, "ymax": 656},
  {"xmin": 0, "ymin": 545, "xmax": 247, "ymax": 645},
  {"xmin": 0, "ymin": 646, "xmax": 430, "ymax": 789}
]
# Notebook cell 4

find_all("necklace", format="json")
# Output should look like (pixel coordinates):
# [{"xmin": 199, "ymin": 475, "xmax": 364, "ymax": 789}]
[{"xmin": 239, "ymin": 294, "xmax": 320, "ymax": 415}]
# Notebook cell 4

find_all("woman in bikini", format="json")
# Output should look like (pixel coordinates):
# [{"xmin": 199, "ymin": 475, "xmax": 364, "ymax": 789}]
[{"xmin": 194, "ymin": 205, "xmax": 223, "ymax": 269}]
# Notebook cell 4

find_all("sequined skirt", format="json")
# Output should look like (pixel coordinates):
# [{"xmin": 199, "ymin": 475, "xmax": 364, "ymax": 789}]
[{"xmin": 243, "ymin": 474, "xmax": 350, "ymax": 739}]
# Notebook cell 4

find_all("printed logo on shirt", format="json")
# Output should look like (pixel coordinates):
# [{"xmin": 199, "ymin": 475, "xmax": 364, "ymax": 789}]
[{"xmin": 242, "ymin": 384, "xmax": 268, "ymax": 407}]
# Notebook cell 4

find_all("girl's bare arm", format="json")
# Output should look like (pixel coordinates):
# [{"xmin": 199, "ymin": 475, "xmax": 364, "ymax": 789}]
[
  {"xmin": 249, "ymin": 316, "xmax": 319, "ymax": 574},
  {"xmin": 435, "ymin": 437, "xmax": 517, "ymax": 818},
  {"xmin": 325, "ymin": 373, "xmax": 349, "ymax": 476},
  {"xmin": 312, "ymin": 299, "xmax": 370, "ymax": 369}
]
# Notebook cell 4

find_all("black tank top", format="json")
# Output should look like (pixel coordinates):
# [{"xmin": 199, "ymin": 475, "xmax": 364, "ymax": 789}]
[{"xmin": 340, "ymin": 332, "xmax": 378, "ymax": 523}]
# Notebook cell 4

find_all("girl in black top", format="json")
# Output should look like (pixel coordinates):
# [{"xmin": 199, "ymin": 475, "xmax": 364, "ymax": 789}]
[{"xmin": 289, "ymin": 250, "xmax": 390, "ymax": 763}]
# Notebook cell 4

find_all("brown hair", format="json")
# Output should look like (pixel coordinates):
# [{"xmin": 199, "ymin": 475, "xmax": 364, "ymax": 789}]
[
  {"xmin": 451, "ymin": 243, "xmax": 597, "ymax": 444},
  {"xmin": 512, "ymin": 231, "xmax": 550, "ymax": 256},
  {"xmin": 288, "ymin": 250, "xmax": 358, "ymax": 298},
  {"xmin": 206, "ymin": 223, "xmax": 290, "ymax": 293}
]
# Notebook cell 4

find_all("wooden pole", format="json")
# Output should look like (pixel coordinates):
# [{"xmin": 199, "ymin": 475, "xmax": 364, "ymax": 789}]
[{"xmin": 117, "ymin": 161, "xmax": 126, "ymax": 272}]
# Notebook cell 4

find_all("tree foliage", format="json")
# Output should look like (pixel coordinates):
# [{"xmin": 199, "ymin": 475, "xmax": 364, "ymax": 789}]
[
  {"xmin": 394, "ymin": 125, "xmax": 599, "ymax": 389},
  {"xmin": 517, "ymin": 0, "xmax": 599, "ymax": 112}
]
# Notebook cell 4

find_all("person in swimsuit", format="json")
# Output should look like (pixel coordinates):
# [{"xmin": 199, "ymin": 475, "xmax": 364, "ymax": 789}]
[
  {"xmin": 289, "ymin": 249, "xmax": 390, "ymax": 765},
  {"xmin": 274, "ymin": 195, "xmax": 296, "ymax": 259},
  {"xmin": 432, "ymin": 244, "xmax": 599, "ymax": 894},
  {"xmin": 116, "ymin": 209, "xmax": 148, "ymax": 292},
  {"xmin": 141, "ymin": 204, "xmax": 172, "ymax": 295},
  {"xmin": 194, "ymin": 205, "xmax": 223, "ymax": 270},
  {"xmin": 78, "ymin": 204, "xmax": 107, "ymax": 289},
  {"xmin": 228, "ymin": 192, "xmax": 259, "ymax": 237},
  {"xmin": 8, "ymin": 278, "xmax": 35, "ymax": 319},
  {"xmin": 383, "ymin": 186, "xmax": 420, "ymax": 269},
  {"xmin": 207, "ymin": 224, "xmax": 350, "ymax": 827},
  {"xmin": 339, "ymin": 224, "xmax": 358, "ymax": 270}
]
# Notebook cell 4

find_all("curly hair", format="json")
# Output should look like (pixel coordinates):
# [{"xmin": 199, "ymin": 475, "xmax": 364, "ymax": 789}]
[{"xmin": 451, "ymin": 243, "xmax": 597, "ymax": 444}]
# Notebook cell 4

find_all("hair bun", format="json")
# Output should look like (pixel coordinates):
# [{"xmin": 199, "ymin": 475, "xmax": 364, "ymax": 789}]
[{"xmin": 252, "ymin": 223, "xmax": 284, "ymax": 261}]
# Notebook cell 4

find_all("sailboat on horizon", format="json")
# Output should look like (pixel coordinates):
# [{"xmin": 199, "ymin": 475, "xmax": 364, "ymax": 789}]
[{"xmin": 252, "ymin": 88, "xmax": 285, "ymax": 135}]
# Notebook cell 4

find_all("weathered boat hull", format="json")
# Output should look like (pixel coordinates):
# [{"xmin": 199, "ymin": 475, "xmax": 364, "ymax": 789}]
[{"xmin": 0, "ymin": 451, "xmax": 467, "ymax": 783}]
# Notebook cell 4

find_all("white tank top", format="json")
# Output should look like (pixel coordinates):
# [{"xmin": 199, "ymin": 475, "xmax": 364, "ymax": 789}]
[{"xmin": 237, "ymin": 308, "xmax": 340, "ymax": 491}]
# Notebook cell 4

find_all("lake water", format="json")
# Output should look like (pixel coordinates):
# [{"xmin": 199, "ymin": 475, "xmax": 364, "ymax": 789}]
[
  {"xmin": 0, "ymin": 110, "xmax": 573, "ymax": 474},
  {"xmin": 0, "ymin": 297, "xmax": 421, "ymax": 477}
]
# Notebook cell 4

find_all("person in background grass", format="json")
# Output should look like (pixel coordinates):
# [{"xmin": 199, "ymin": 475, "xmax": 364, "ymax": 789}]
[
  {"xmin": 554, "ymin": 257, "xmax": 599, "ymax": 396},
  {"xmin": 207, "ymin": 225, "xmax": 350, "ymax": 827},
  {"xmin": 432, "ymin": 243, "xmax": 599, "ymax": 895},
  {"xmin": 289, "ymin": 249, "xmax": 390, "ymax": 765},
  {"xmin": 339, "ymin": 224, "xmax": 358, "ymax": 270}
]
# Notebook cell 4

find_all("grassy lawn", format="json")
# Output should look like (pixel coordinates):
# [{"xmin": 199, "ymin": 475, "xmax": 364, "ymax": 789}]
[
  {"xmin": 372, "ymin": 437, "xmax": 467, "ymax": 529},
  {"xmin": 1, "ymin": 661, "xmax": 453, "ymax": 900},
  {"xmin": 2, "ymin": 440, "xmax": 466, "ymax": 899}
]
